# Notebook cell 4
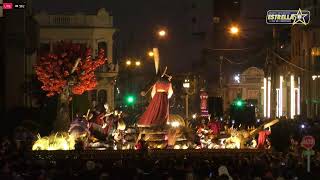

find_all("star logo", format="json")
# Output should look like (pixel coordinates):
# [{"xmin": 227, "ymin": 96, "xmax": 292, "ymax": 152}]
[{"xmin": 292, "ymin": 8, "xmax": 308, "ymax": 25}]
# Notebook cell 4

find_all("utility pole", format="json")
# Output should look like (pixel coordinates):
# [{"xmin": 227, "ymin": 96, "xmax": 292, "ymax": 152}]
[
  {"xmin": 271, "ymin": 26, "xmax": 279, "ymax": 118},
  {"xmin": 185, "ymin": 94, "xmax": 189, "ymax": 118}
]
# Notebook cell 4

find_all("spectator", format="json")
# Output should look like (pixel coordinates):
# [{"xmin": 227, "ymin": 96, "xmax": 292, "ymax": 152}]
[{"xmin": 218, "ymin": 165, "xmax": 233, "ymax": 180}]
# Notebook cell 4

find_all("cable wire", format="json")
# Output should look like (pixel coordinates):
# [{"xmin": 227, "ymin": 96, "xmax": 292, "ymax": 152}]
[
  {"xmin": 270, "ymin": 50, "xmax": 312, "ymax": 72},
  {"xmin": 223, "ymin": 57, "xmax": 248, "ymax": 65}
]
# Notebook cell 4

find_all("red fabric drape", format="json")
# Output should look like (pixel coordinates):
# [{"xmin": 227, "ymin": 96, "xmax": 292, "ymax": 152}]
[{"xmin": 138, "ymin": 81, "xmax": 171, "ymax": 126}]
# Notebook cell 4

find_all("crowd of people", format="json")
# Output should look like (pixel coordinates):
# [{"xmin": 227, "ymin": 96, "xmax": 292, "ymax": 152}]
[{"xmin": 1, "ymin": 134, "xmax": 320, "ymax": 180}]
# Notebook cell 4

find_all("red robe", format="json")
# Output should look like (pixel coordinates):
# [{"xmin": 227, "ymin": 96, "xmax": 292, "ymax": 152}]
[
  {"xmin": 95, "ymin": 113, "xmax": 105, "ymax": 126},
  {"xmin": 257, "ymin": 130, "xmax": 271, "ymax": 148},
  {"xmin": 138, "ymin": 81, "xmax": 173, "ymax": 126},
  {"xmin": 208, "ymin": 121, "xmax": 221, "ymax": 135},
  {"xmin": 91, "ymin": 113, "xmax": 112, "ymax": 135}
]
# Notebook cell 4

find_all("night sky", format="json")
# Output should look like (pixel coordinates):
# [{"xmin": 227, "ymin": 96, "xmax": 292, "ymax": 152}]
[{"xmin": 32, "ymin": 0, "xmax": 299, "ymax": 76}]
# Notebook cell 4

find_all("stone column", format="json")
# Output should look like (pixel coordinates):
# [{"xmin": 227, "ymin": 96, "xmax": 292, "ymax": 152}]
[
  {"xmin": 108, "ymin": 40, "xmax": 113, "ymax": 63},
  {"xmin": 91, "ymin": 39, "xmax": 97, "ymax": 57}
]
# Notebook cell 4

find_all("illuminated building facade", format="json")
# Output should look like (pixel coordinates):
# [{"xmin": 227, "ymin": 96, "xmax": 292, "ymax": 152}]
[
  {"xmin": 34, "ymin": 8, "xmax": 118, "ymax": 112},
  {"xmin": 289, "ymin": 0, "xmax": 320, "ymax": 119},
  {"xmin": 261, "ymin": 0, "xmax": 320, "ymax": 119},
  {"xmin": 223, "ymin": 67, "xmax": 264, "ymax": 117}
]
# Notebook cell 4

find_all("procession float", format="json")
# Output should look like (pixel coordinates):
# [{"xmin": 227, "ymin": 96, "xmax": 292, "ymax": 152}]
[{"xmin": 32, "ymin": 42, "xmax": 278, "ymax": 152}]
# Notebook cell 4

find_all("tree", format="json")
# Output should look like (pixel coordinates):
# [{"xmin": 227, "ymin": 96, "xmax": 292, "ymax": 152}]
[{"xmin": 34, "ymin": 41, "xmax": 105, "ymax": 131}]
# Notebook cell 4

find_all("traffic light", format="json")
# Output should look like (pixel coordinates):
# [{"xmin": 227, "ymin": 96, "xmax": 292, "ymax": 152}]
[
  {"xmin": 125, "ymin": 94, "xmax": 136, "ymax": 105},
  {"xmin": 233, "ymin": 98, "xmax": 245, "ymax": 109},
  {"xmin": 235, "ymin": 99, "xmax": 244, "ymax": 107},
  {"xmin": 127, "ymin": 96, "xmax": 134, "ymax": 103}
]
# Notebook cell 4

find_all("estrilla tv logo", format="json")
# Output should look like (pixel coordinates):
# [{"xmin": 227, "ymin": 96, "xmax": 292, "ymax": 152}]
[{"xmin": 266, "ymin": 9, "xmax": 310, "ymax": 25}]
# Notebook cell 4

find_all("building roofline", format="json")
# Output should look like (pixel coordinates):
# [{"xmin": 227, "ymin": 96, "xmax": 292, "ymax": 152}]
[{"xmin": 39, "ymin": 26, "xmax": 116, "ymax": 30}]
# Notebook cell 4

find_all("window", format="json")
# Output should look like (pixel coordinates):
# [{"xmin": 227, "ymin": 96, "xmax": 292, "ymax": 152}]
[
  {"xmin": 79, "ymin": 43, "xmax": 87, "ymax": 51},
  {"xmin": 39, "ymin": 43, "xmax": 50, "ymax": 54},
  {"xmin": 91, "ymin": 90, "xmax": 97, "ymax": 101},
  {"xmin": 98, "ymin": 41, "xmax": 108, "ymax": 57},
  {"xmin": 98, "ymin": 89, "xmax": 107, "ymax": 105},
  {"xmin": 314, "ymin": 55, "xmax": 320, "ymax": 72}
]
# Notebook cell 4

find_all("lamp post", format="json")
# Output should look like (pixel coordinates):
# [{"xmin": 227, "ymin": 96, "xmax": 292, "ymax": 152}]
[{"xmin": 183, "ymin": 78, "xmax": 195, "ymax": 118}]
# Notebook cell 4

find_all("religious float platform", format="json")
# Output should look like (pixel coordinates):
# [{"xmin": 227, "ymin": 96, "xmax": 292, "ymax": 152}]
[
  {"xmin": 32, "ymin": 117, "xmax": 279, "ymax": 155},
  {"xmin": 29, "ymin": 149, "xmax": 270, "ymax": 161}
]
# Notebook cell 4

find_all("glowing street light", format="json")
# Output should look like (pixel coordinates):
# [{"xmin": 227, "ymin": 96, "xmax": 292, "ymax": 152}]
[
  {"xmin": 158, "ymin": 29, "xmax": 166, "ymax": 37},
  {"xmin": 183, "ymin": 79, "xmax": 190, "ymax": 89},
  {"xmin": 148, "ymin": 51, "xmax": 154, "ymax": 57},
  {"xmin": 234, "ymin": 74, "xmax": 240, "ymax": 83},
  {"xmin": 126, "ymin": 60, "xmax": 132, "ymax": 66},
  {"xmin": 229, "ymin": 25, "xmax": 239, "ymax": 35},
  {"xmin": 135, "ymin": 61, "xmax": 141, "ymax": 66},
  {"xmin": 312, "ymin": 75, "xmax": 320, "ymax": 80}
]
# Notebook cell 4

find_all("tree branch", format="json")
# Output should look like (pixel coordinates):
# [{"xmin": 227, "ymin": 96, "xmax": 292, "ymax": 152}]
[{"xmin": 71, "ymin": 58, "xmax": 81, "ymax": 74}]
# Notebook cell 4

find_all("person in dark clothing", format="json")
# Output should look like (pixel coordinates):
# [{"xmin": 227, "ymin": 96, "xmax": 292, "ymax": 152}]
[
  {"xmin": 136, "ymin": 134, "xmax": 148, "ymax": 150},
  {"xmin": 136, "ymin": 134, "xmax": 149, "ymax": 159}
]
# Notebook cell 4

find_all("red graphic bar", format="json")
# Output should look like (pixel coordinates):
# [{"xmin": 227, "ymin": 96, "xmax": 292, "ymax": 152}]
[{"xmin": 3, "ymin": 3, "xmax": 13, "ymax": 9}]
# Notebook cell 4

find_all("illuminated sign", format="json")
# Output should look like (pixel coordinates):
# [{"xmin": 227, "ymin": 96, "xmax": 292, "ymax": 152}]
[
  {"xmin": 266, "ymin": 9, "xmax": 310, "ymax": 25},
  {"xmin": 3, "ymin": 3, "xmax": 13, "ymax": 9}
]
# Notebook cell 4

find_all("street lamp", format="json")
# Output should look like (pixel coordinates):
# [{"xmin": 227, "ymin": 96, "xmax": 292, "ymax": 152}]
[
  {"xmin": 234, "ymin": 74, "xmax": 240, "ymax": 83},
  {"xmin": 183, "ymin": 79, "xmax": 190, "ymax": 88},
  {"xmin": 229, "ymin": 25, "xmax": 239, "ymax": 35},
  {"xmin": 158, "ymin": 29, "xmax": 166, "ymax": 37},
  {"xmin": 183, "ymin": 78, "xmax": 195, "ymax": 118},
  {"xmin": 126, "ymin": 60, "xmax": 132, "ymax": 66},
  {"xmin": 148, "ymin": 51, "xmax": 154, "ymax": 57},
  {"xmin": 135, "ymin": 61, "xmax": 141, "ymax": 66},
  {"xmin": 312, "ymin": 75, "xmax": 320, "ymax": 80}
]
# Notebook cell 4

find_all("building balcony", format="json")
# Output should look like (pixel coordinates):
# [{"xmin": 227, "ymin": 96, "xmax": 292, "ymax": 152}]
[
  {"xmin": 96, "ymin": 63, "xmax": 118, "ymax": 78},
  {"xmin": 35, "ymin": 8, "xmax": 113, "ymax": 28}
]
